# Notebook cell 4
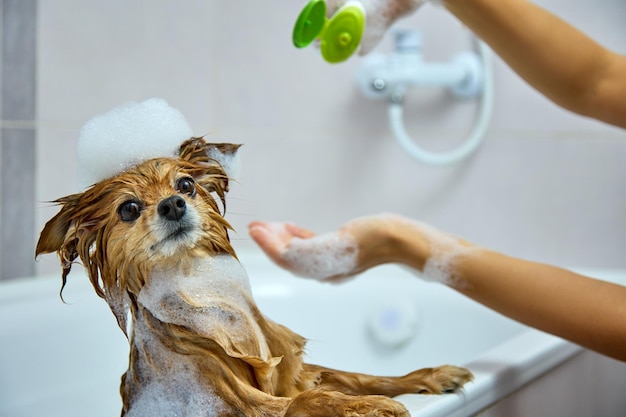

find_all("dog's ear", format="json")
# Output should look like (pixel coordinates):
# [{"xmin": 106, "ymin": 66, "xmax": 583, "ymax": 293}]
[
  {"xmin": 178, "ymin": 137, "xmax": 241, "ymax": 197},
  {"xmin": 36, "ymin": 194, "xmax": 82, "ymax": 257},
  {"xmin": 36, "ymin": 193, "xmax": 98, "ymax": 298},
  {"xmin": 205, "ymin": 142, "xmax": 242, "ymax": 180},
  {"xmin": 35, "ymin": 193, "xmax": 104, "ymax": 298},
  {"xmin": 179, "ymin": 137, "xmax": 241, "ymax": 179}
]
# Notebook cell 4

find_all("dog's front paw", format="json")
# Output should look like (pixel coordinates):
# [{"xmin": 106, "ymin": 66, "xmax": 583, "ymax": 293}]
[
  {"xmin": 343, "ymin": 396, "xmax": 410, "ymax": 417},
  {"xmin": 408, "ymin": 365, "xmax": 473, "ymax": 394},
  {"xmin": 286, "ymin": 389, "xmax": 409, "ymax": 417}
]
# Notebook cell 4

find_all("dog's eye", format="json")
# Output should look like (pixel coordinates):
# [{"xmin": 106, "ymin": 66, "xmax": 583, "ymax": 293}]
[
  {"xmin": 118, "ymin": 201, "xmax": 141, "ymax": 222},
  {"xmin": 176, "ymin": 177, "xmax": 196, "ymax": 197}
]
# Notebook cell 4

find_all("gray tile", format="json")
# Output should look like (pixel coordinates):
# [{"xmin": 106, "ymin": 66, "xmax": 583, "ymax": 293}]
[
  {"xmin": 1, "ymin": 0, "xmax": 37, "ymax": 279},
  {"xmin": 1, "ymin": 128, "xmax": 36, "ymax": 279},
  {"xmin": 1, "ymin": 0, "xmax": 37, "ymax": 121}
]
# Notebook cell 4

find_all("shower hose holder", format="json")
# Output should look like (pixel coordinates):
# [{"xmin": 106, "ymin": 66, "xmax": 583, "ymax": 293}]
[{"xmin": 356, "ymin": 29, "xmax": 494, "ymax": 165}]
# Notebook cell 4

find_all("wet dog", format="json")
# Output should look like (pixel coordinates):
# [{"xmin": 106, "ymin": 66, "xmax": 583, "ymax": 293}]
[{"xmin": 36, "ymin": 137, "xmax": 472, "ymax": 416}]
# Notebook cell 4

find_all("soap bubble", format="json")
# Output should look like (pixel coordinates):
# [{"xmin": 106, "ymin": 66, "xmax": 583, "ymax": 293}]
[{"xmin": 77, "ymin": 98, "xmax": 193, "ymax": 188}]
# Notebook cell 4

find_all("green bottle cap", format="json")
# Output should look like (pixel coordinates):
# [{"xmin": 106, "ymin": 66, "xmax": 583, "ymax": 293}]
[
  {"xmin": 293, "ymin": 0, "xmax": 327, "ymax": 48},
  {"xmin": 320, "ymin": 2, "xmax": 365, "ymax": 63}
]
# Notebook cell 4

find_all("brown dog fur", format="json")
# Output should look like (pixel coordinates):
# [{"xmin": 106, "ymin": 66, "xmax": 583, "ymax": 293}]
[{"xmin": 36, "ymin": 137, "xmax": 472, "ymax": 417}]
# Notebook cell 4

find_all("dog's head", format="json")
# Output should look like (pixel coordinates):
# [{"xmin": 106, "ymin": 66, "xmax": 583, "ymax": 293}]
[{"xmin": 36, "ymin": 138, "xmax": 240, "ymax": 329}]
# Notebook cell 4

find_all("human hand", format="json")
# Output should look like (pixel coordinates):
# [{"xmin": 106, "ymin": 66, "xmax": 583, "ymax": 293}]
[
  {"xmin": 325, "ymin": 0, "xmax": 429, "ymax": 54},
  {"xmin": 248, "ymin": 213, "xmax": 422, "ymax": 282},
  {"xmin": 248, "ymin": 221, "xmax": 359, "ymax": 282},
  {"xmin": 249, "ymin": 213, "xmax": 477, "ymax": 287}
]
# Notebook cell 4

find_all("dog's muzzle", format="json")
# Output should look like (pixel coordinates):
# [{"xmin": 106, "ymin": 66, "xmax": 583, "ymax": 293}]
[
  {"xmin": 158, "ymin": 196, "xmax": 186, "ymax": 221},
  {"xmin": 149, "ymin": 195, "xmax": 201, "ymax": 256}
]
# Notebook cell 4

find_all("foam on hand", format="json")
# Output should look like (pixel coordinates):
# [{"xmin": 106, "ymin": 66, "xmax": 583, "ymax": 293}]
[
  {"xmin": 77, "ymin": 98, "xmax": 193, "ymax": 188},
  {"xmin": 281, "ymin": 228, "xmax": 359, "ymax": 281},
  {"xmin": 401, "ymin": 218, "xmax": 478, "ymax": 288}
]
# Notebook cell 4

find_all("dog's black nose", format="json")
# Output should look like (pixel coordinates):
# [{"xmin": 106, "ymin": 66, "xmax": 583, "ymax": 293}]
[{"xmin": 158, "ymin": 196, "xmax": 186, "ymax": 221}]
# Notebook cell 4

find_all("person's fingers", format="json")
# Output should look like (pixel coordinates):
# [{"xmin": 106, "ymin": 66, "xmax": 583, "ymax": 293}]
[
  {"xmin": 249, "ymin": 221, "xmax": 359, "ymax": 281},
  {"xmin": 284, "ymin": 223, "xmax": 317, "ymax": 239},
  {"xmin": 248, "ymin": 222, "xmax": 289, "ymax": 265},
  {"xmin": 359, "ymin": 0, "xmax": 427, "ymax": 55},
  {"xmin": 247, "ymin": 220, "xmax": 266, "ymax": 230}
]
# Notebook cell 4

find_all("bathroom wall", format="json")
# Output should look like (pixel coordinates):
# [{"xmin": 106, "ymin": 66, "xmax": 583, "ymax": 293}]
[
  {"xmin": 0, "ymin": 0, "xmax": 37, "ymax": 279},
  {"xmin": 0, "ymin": 0, "xmax": 625, "ymax": 278}
]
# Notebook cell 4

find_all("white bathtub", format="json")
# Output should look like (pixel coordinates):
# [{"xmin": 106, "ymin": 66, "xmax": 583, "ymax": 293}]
[{"xmin": 1, "ymin": 252, "xmax": 625, "ymax": 417}]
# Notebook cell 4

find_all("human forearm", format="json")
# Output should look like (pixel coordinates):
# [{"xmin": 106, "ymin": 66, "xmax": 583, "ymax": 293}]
[
  {"xmin": 389, "ymin": 219, "xmax": 626, "ymax": 361},
  {"xmin": 442, "ymin": 0, "xmax": 626, "ymax": 127},
  {"xmin": 250, "ymin": 214, "xmax": 626, "ymax": 360},
  {"xmin": 453, "ymin": 250, "xmax": 626, "ymax": 361}
]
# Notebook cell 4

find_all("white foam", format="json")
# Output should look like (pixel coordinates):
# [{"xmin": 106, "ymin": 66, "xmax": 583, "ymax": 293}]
[
  {"xmin": 77, "ymin": 98, "xmax": 193, "ymax": 188},
  {"xmin": 282, "ymin": 230, "xmax": 359, "ymax": 281},
  {"xmin": 127, "ymin": 380, "xmax": 226, "ymax": 417},
  {"xmin": 208, "ymin": 146, "xmax": 241, "ymax": 181},
  {"xmin": 400, "ymin": 218, "xmax": 478, "ymax": 287},
  {"xmin": 126, "ymin": 313, "xmax": 227, "ymax": 417},
  {"xmin": 130, "ymin": 255, "xmax": 276, "ymax": 415},
  {"xmin": 139, "ymin": 255, "xmax": 252, "ymax": 326},
  {"xmin": 138, "ymin": 254, "xmax": 271, "ymax": 360},
  {"xmin": 330, "ymin": 213, "xmax": 476, "ymax": 287},
  {"xmin": 354, "ymin": 0, "xmax": 428, "ymax": 54}
]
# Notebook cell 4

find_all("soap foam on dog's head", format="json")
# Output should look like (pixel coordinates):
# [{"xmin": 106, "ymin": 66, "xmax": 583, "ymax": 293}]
[{"xmin": 77, "ymin": 98, "xmax": 193, "ymax": 188}]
